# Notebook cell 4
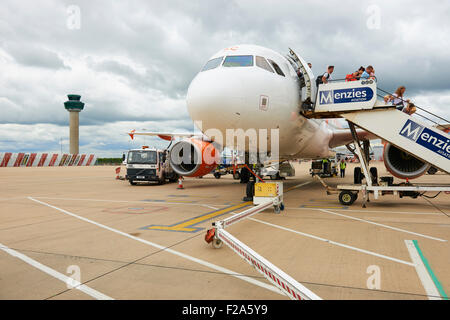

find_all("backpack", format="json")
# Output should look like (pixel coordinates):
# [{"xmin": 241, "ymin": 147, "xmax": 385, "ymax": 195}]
[{"xmin": 315, "ymin": 72, "xmax": 329, "ymax": 86}]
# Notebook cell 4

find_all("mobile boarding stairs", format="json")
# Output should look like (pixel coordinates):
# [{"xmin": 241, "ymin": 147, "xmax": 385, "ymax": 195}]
[{"xmin": 302, "ymin": 78, "xmax": 450, "ymax": 206}]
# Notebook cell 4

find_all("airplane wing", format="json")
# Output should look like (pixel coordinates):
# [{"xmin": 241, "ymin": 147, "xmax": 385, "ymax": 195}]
[{"xmin": 127, "ymin": 130, "xmax": 204, "ymax": 141}]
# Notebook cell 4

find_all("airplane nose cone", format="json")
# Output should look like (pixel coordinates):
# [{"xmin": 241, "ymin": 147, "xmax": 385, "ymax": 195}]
[{"xmin": 186, "ymin": 71, "xmax": 246, "ymax": 130}]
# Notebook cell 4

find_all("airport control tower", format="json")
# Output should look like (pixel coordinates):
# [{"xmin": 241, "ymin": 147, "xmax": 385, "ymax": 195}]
[{"xmin": 64, "ymin": 94, "xmax": 85, "ymax": 154}]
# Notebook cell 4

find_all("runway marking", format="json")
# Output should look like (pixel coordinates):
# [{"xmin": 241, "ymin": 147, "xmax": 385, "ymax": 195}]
[
  {"xmin": 28, "ymin": 197, "xmax": 282, "ymax": 296},
  {"xmin": 405, "ymin": 240, "xmax": 448, "ymax": 300},
  {"xmin": 317, "ymin": 209, "xmax": 447, "ymax": 242},
  {"xmin": 284, "ymin": 181, "xmax": 312, "ymax": 192},
  {"xmin": 202, "ymin": 204, "xmax": 220, "ymax": 210},
  {"xmin": 143, "ymin": 202, "xmax": 252, "ymax": 233},
  {"xmin": 168, "ymin": 195, "xmax": 219, "ymax": 199},
  {"xmin": 32, "ymin": 197, "xmax": 211, "ymax": 207},
  {"xmin": 0, "ymin": 242, "xmax": 113, "ymax": 300},
  {"xmin": 248, "ymin": 218, "xmax": 414, "ymax": 266},
  {"xmin": 300, "ymin": 205, "xmax": 348, "ymax": 210},
  {"xmin": 290, "ymin": 207, "xmax": 443, "ymax": 215}
]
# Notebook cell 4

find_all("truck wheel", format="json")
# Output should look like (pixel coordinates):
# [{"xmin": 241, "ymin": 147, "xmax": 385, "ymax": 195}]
[
  {"xmin": 212, "ymin": 239, "xmax": 223, "ymax": 249},
  {"xmin": 369, "ymin": 167, "xmax": 378, "ymax": 184},
  {"xmin": 270, "ymin": 174, "xmax": 277, "ymax": 180},
  {"xmin": 129, "ymin": 180, "xmax": 136, "ymax": 186},
  {"xmin": 339, "ymin": 191, "xmax": 356, "ymax": 205},
  {"xmin": 354, "ymin": 167, "xmax": 363, "ymax": 184}
]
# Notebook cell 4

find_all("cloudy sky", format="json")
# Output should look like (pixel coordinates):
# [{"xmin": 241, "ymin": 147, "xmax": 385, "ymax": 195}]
[{"xmin": 1, "ymin": 0, "xmax": 449, "ymax": 157}]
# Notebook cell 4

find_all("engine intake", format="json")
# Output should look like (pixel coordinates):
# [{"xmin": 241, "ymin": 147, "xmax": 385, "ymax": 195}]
[
  {"xmin": 169, "ymin": 138, "xmax": 219, "ymax": 177},
  {"xmin": 383, "ymin": 143, "xmax": 430, "ymax": 179}
]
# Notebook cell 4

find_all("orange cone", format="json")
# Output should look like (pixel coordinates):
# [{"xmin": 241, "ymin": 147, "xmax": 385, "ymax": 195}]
[{"xmin": 177, "ymin": 177, "xmax": 184, "ymax": 189}]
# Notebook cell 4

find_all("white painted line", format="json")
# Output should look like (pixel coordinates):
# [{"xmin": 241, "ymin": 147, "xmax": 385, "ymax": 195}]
[
  {"xmin": 28, "ymin": 197, "xmax": 282, "ymax": 296},
  {"xmin": 0, "ymin": 242, "xmax": 113, "ymax": 300},
  {"xmin": 285, "ymin": 181, "xmax": 312, "ymax": 191},
  {"xmin": 290, "ymin": 207, "xmax": 442, "ymax": 216},
  {"xmin": 202, "ymin": 204, "xmax": 220, "ymax": 210},
  {"xmin": 318, "ymin": 209, "xmax": 446, "ymax": 242},
  {"xmin": 32, "ymin": 196, "xmax": 221, "ymax": 208},
  {"xmin": 404, "ymin": 240, "xmax": 441, "ymax": 300},
  {"xmin": 248, "ymin": 218, "xmax": 414, "ymax": 266}
]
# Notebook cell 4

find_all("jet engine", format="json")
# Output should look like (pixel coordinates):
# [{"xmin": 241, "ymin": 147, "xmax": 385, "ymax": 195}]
[
  {"xmin": 383, "ymin": 143, "xmax": 430, "ymax": 179},
  {"xmin": 169, "ymin": 138, "xmax": 219, "ymax": 177}
]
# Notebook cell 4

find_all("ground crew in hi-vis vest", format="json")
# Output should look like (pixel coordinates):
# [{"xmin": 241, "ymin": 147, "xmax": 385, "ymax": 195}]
[
  {"xmin": 322, "ymin": 158, "xmax": 329, "ymax": 174},
  {"xmin": 340, "ymin": 159, "xmax": 347, "ymax": 178}
]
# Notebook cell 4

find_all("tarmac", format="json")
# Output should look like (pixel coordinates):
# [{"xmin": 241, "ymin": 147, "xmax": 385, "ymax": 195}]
[{"xmin": 0, "ymin": 161, "xmax": 449, "ymax": 300}]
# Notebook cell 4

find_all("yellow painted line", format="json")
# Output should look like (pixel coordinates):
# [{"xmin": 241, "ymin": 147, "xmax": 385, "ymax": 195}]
[{"xmin": 144, "ymin": 202, "xmax": 252, "ymax": 232}]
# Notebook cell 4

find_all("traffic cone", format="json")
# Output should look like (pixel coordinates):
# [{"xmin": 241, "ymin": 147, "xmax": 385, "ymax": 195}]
[
  {"xmin": 177, "ymin": 177, "xmax": 184, "ymax": 189},
  {"xmin": 115, "ymin": 167, "xmax": 121, "ymax": 180}
]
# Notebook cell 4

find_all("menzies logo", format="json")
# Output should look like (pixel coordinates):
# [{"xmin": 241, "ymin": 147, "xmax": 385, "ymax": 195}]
[
  {"xmin": 319, "ymin": 87, "xmax": 374, "ymax": 105},
  {"xmin": 400, "ymin": 119, "xmax": 450, "ymax": 160}
]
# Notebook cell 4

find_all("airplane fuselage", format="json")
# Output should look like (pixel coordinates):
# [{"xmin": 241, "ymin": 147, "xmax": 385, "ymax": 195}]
[{"xmin": 186, "ymin": 45, "xmax": 334, "ymax": 160}]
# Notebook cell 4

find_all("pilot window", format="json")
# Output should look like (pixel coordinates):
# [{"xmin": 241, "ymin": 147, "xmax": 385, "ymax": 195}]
[
  {"xmin": 223, "ymin": 55, "xmax": 253, "ymax": 67},
  {"xmin": 201, "ymin": 57, "xmax": 223, "ymax": 71},
  {"xmin": 268, "ymin": 59, "xmax": 285, "ymax": 77},
  {"xmin": 256, "ymin": 56, "xmax": 274, "ymax": 73}
]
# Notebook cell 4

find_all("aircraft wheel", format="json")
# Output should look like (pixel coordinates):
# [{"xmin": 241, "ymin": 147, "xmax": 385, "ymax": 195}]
[
  {"xmin": 233, "ymin": 171, "xmax": 241, "ymax": 180},
  {"xmin": 214, "ymin": 172, "xmax": 221, "ymax": 179}
]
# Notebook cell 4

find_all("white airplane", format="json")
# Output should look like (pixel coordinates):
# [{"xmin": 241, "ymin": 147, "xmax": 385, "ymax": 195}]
[{"xmin": 129, "ymin": 44, "xmax": 430, "ymax": 180}]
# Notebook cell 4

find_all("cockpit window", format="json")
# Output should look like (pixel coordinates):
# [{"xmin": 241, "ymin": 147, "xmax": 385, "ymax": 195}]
[
  {"xmin": 256, "ymin": 56, "xmax": 274, "ymax": 73},
  {"xmin": 201, "ymin": 57, "xmax": 223, "ymax": 71},
  {"xmin": 223, "ymin": 55, "xmax": 253, "ymax": 67},
  {"xmin": 268, "ymin": 59, "xmax": 285, "ymax": 77}
]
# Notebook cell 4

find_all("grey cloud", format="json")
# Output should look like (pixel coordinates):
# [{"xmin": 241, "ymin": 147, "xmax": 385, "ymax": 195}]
[
  {"xmin": 4, "ymin": 43, "xmax": 70, "ymax": 70},
  {"xmin": 1, "ymin": 0, "xmax": 449, "ymax": 155}
]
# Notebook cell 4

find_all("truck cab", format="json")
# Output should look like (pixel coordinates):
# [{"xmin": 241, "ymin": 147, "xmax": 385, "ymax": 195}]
[{"xmin": 125, "ymin": 147, "xmax": 178, "ymax": 185}]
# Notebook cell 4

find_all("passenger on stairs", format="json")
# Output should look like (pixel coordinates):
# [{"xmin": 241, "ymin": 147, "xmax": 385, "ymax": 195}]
[
  {"xmin": 360, "ymin": 65, "xmax": 375, "ymax": 79},
  {"xmin": 321, "ymin": 66, "xmax": 334, "ymax": 84},
  {"xmin": 345, "ymin": 70, "xmax": 359, "ymax": 81},
  {"xmin": 388, "ymin": 86, "xmax": 410, "ymax": 111},
  {"xmin": 402, "ymin": 102, "xmax": 417, "ymax": 115}
]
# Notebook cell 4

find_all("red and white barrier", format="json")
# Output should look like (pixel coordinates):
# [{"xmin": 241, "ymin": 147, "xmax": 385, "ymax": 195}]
[
  {"xmin": 208, "ymin": 199, "xmax": 321, "ymax": 301},
  {"xmin": 0, "ymin": 153, "xmax": 97, "ymax": 167},
  {"xmin": 216, "ymin": 228, "xmax": 321, "ymax": 300}
]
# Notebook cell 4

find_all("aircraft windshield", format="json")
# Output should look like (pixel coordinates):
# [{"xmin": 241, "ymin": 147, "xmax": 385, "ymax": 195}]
[
  {"xmin": 127, "ymin": 150, "xmax": 157, "ymax": 164},
  {"xmin": 223, "ymin": 55, "xmax": 253, "ymax": 67},
  {"xmin": 201, "ymin": 57, "xmax": 223, "ymax": 71}
]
